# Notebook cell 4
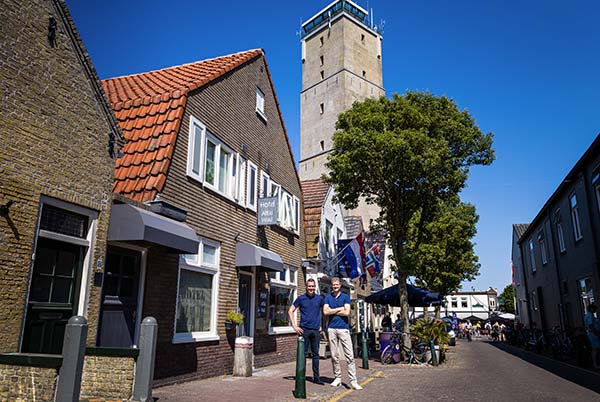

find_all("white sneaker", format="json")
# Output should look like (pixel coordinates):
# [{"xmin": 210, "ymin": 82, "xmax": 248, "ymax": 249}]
[
  {"xmin": 330, "ymin": 377, "xmax": 342, "ymax": 387},
  {"xmin": 350, "ymin": 381, "xmax": 363, "ymax": 390}
]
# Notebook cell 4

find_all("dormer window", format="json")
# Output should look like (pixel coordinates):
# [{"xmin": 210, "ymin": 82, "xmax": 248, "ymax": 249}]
[{"xmin": 256, "ymin": 88, "xmax": 266, "ymax": 121}]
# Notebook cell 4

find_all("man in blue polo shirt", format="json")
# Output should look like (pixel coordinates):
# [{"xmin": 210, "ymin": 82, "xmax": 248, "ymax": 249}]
[
  {"xmin": 323, "ymin": 277, "xmax": 362, "ymax": 390},
  {"xmin": 288, "ymin": 278, "xmax": 324, "ymax": 384}
]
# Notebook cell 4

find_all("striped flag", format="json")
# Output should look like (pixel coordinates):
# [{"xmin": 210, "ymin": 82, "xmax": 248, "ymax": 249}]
[{"xmin": 365, "ymin": 245, "xmax": 380, "ymax": 278}]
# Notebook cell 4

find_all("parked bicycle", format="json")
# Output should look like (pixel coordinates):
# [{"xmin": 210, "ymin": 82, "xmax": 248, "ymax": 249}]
[{"xmin": 380, "ymin": 330, "xmax": 431, "ymax": 365}]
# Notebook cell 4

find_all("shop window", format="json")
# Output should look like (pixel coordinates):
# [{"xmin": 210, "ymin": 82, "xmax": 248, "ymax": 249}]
[
  {"xmin": 174, "ymin": 238, "xmax": 220, "ymax": 343},
  {"xmin": 269, "ymin": 265, "xmax": 297, "ymax": 333}
]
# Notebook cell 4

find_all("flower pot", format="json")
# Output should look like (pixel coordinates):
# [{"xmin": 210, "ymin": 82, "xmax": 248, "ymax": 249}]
[
  {"xmin": 425, "ymin": 345, "xmax": 441, "ymax": 364},
  {"xmin": 225, "ymin": 322, "xmax": 237, "ymax": 331}
]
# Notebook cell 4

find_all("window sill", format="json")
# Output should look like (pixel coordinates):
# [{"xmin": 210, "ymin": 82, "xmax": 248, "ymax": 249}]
[
  {"xmin": 172, "ymin": 334, "xmax": 220, "ymax": 344},
  {"xmin": 256, "ymin": 109, "xmax": 268, "ymax": 123},
  {"xmin": 268, "ymin": 326, "xmax": 295, "ymax": 335}
]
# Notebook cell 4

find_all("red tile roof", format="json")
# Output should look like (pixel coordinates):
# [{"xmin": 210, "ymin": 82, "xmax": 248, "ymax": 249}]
[
  {"xmin": 301, "ymin": 179, "xmax": 330, "ymax": 208},
  {"xmin": 301, "ymin": 179, "xmax": 331, "ymax": 258},
  {"xmin": 102, "ymin": 49, "xmax": 263, "ymax": 202}
]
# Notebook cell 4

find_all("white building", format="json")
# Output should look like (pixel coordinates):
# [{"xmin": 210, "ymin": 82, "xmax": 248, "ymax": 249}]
[{"xmin": 413, "ymin": 288, "xmax": 499, "ymax": 321}]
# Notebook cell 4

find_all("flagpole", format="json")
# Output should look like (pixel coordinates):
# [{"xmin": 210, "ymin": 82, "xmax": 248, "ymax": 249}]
[{"xmin": 321, "ymin": 234, "xmax": 364, "ymax": 276}]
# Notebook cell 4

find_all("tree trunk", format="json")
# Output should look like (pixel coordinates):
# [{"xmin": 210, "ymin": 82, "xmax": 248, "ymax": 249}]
[
  {"xmin": 396, "ymin": 271, "xmax": 411, "ymax": 350},
  {"xmin": 423, "ymin": 306, "xmax": 429, "ymax": 318},
  {"xmin": 434, "ymin": 305, "xmax": 441, "ymax": 320}
]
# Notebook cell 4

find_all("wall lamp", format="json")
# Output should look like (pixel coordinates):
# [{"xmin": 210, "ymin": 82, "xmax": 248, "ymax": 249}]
[{"xmin": 0, "ymin": 200, "xmax": 14, "ymax": 218}]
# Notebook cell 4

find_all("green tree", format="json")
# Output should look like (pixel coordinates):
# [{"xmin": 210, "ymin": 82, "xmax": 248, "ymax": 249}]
[
  {"xmin": 499, "ymin": 285, "xmax": 516, "ymax": 314},
  {"xmin": 326, "ymin": 92, "xmax": 494, "ymax": 348},
  {"xmin": 405, "ymin": 197, "xmax": 481, "ymax": 318}
]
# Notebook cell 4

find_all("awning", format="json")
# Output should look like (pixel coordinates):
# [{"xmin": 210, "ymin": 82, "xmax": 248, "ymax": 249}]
[
  {"xmin": 108, "ymin": 204, "xmax": 199, "ymax": 254},
  {"xmin": 365, "ymin": 284, "xmax": 443, "ymax": 308},
  {"xmin": 235, "ymin": 242, "xmax": 284, "ymax": 272}
]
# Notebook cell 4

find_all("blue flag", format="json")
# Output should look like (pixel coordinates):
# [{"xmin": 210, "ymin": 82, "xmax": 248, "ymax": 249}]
[{"xmin": 337, "ymin": 234, "xmax": 364, "ymax": 279}]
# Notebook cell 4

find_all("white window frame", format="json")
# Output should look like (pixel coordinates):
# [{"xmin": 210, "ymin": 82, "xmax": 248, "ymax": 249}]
[
  {"xmin": 186, "ymin": 116, "xmax": 206, "ymax": 182},
  {"xmin": 538, "ymin": 231, "xmax": 548, "ymax": 265},
  {"xmin": 204, "ymin": 131, "xmax": 236, "ymax": 200},
  {"xmin": 460, "ymin": 297, "xmax": 468, "ymax": 308},
  {"xmin": 256, "ymin": 87, "xmax": 267, "ymax": 121},
  {"xmin": 268, "ymin": 265, "xmax": 298, "ymax": 335},
  {"xmin": 35, "ymin": 196, "xmax": 98, "ymax": 318},
  {"xmin": 293, "ymin": 196, "xmax": 300, "ymax": 234},
  {"xmin": 260, "ymin": 171, "xmax": 271, "ymax": 198},
  {"xmin": 570, "ymin": 193, "xmax": 583, "ymax": 241},
  {"xmin": 258, "ymin": 173, "xmax": 299, "ymax": 234},
  {"xmin": 280, "ymin": 190, "xmax": 294, "ymax": 230},
  {"xmin": 529, "ymin": 239, "xmax": 536, "ymax": 273},
  {"xmin": 450, "ymin": 297, "xmax": 458, "ymax": 308},
  {"xmin": 174, "ymin": 238, "xmax": 220, "ymax": 343},
  {"xmin": 236, "ymin": 154, "xmax": 247, "ymax": 206},
  {"xmin": 269, "ymin": 181, "xmax": 281, "ymax": 200},
  {"xmin": 247, "ymin": 161, "xmax": 258, "ymax": 211},
  {"xmin": 556, "ymin": 210, "xmax": 566, "ymax": 253}
]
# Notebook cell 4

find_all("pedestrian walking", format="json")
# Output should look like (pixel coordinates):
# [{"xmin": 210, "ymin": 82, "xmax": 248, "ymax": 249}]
[
  {"xmin": 288, "ymin": 278, "xmax": 324, "ymax": 384},
  {"xmin": 324, "ymin": 277, "xmax": 362, "ymax": 390},
  {"xmin": 584, "ymin": 304, "xmax": 600, "ymax": 369}
]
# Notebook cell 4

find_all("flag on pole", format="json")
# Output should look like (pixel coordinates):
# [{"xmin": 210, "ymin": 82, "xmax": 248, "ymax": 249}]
[
  {"xmin": 337, "ymin": 233, "xmax": 365, "ymax": 279},
  {"xmin": 365, "ymin": 245, "xmax": 381, "ymax": 278}
]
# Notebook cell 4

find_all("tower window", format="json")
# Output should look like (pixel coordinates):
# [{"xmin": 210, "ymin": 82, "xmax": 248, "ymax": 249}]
[
  {"xmin": 362, "ymin": 70, "xmax": 366, "ymax": 78},
  {"xmin": 361, "ymin": 34, "xmax": 365, "ymax": 43},
  {"xmin": 319, "ymin": 141, "xmax": 324, "ymax": 151},
  {"xmin": 320, "ymin": 55, "xmax": 324, "ymax": 66},
  {"xmin": 320, "ymin": 70, "xmax": 324, "ymax": 80},
  {"xmin": 319, "ymin": 103, "xmax": 324, "ymax": 114},
  {"xmin": 320, "ymin": 37, "xmax": 324, "ymax": 47}
]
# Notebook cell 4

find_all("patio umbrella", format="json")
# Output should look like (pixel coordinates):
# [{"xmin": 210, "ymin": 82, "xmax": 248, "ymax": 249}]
[
  {"xmin": 498, "ymin": 312, "xmax": 515, "ymax": 320},
  {"xmin": 365, "ymin": 283, "xmax": 443, "ymax": 307}
]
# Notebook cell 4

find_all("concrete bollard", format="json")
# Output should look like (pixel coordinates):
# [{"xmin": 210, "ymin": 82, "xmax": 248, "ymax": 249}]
[
  {"xmin": 133, "ymin": 317, "xmax": 158, "ymax": 402},
  {"xmin": 292, "ymin": 336, "xmax": 306, "ymax": 399},
  {"xmin": 233, "ymin": 336, "xmax": 254, "ymax": 377},
  {"xmin": 56, "ymin": 315, "xmax": 88, "ymax": 402}
]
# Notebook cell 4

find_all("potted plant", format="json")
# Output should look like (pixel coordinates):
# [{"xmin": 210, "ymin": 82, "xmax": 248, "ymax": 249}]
[
  {"xmin": 410, "ymin": 318, "xmax": 449, "ymax": 345},
  {"xmin": 410, "ymin": 318, "xmax": 449, "ymax": 363},
  {"xmin": 225, "ymin": 311, "xmax": 244, "ymax": 331}
]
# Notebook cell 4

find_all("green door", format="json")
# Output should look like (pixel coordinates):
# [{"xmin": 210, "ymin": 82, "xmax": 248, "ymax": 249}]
[{"xmin": 22, "ymin": 238, "xmax": 84, "ymax": 354}]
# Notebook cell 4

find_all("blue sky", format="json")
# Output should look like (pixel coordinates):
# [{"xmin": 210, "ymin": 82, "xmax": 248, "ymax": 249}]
[{"xmin": 66, "ymin": 0, "xmax": 600, "ymax": 292}]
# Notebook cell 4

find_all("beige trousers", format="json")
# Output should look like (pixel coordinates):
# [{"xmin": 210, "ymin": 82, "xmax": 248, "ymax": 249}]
[{"xmin": 327, "ymin": 328, "xmax": 357, "ymax": 383}]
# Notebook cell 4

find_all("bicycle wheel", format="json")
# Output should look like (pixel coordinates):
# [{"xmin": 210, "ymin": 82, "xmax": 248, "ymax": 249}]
[
  {"xmin": 381, "ymin": 344, "xmax": 395, "ymax": 364},
  {"xmin": 412, "ymin": 343, "xmax": 430, "ymax": 365}
]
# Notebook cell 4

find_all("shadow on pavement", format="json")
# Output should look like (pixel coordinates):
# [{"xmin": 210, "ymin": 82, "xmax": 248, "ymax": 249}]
[{"xmin": 488, "ymin": 341, "xmax": 600, "ymax": 394}]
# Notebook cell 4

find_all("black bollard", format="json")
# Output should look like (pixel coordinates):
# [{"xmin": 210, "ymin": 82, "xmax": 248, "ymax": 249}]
[
  {"xmin": 293, "ymin": 336, "xmax": 306, "ymax": 399},
  {"xmin": 361, "ymin": 331, "xmax": 369, "ymax": 369}
]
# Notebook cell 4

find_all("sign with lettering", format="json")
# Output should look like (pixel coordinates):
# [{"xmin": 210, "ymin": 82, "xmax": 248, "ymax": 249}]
[
  {"xmin": 257, "ymin": 197, "xmax": 279, "ymax": 226},
  {"xmin": 257, "ymin": 289, "xmax": 268, "ymax": 318}
]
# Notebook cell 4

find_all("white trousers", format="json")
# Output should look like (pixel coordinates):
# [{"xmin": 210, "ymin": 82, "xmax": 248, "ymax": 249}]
[{"xmin": 327, "ymin": 328, "xmax": 357, "ymax": 383}]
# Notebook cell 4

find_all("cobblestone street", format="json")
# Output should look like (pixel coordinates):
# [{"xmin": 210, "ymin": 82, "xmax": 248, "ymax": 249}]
[{"xmin": 153, "ymin": 338, "xmax": 600, "ymax": 402}]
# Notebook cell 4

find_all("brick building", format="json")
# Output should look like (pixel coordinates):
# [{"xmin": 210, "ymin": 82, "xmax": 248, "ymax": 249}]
[
  {"xmin": 0, "ymin": 0, "xmax": 121, "ymax": 355},
  {"xmin": 513, "ymin": 134, "xmax": 600, "ymax": 332},
  {"xmin": 100, "ymin": 49, "xmax": 307, "ymax": 382}
]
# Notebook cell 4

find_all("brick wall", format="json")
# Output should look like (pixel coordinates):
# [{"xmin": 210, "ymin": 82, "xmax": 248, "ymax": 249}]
[
  {"xmin": 0, "ymin": 0, "xmax": 117, "ymax": 351},
  {"xmin": 253, "ymin": 333, "xmax": 297, "ymax": 368},
  {"xmin": 0, "ymin": 365, "xmax": 57, "ymax": 402},
  {"xmin": 80, "ymin": 356, "xmax": 135, "ymax": 400},
  {"xmin": 138, "ymin": 55, "xmax": 307, "ymax": 381}
]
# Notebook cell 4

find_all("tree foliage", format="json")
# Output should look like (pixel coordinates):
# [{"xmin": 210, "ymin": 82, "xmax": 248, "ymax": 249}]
[
  {"xmin": 406, "ymin": 197, "xmax": 481, "ymax": 298},
  {"xmin": 499, "ymin": 285, "xmax": 516, "ymax": 314},
  {"xmin": 325, "ymin": 92, "xmax": 495, "ymax": 347}
]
